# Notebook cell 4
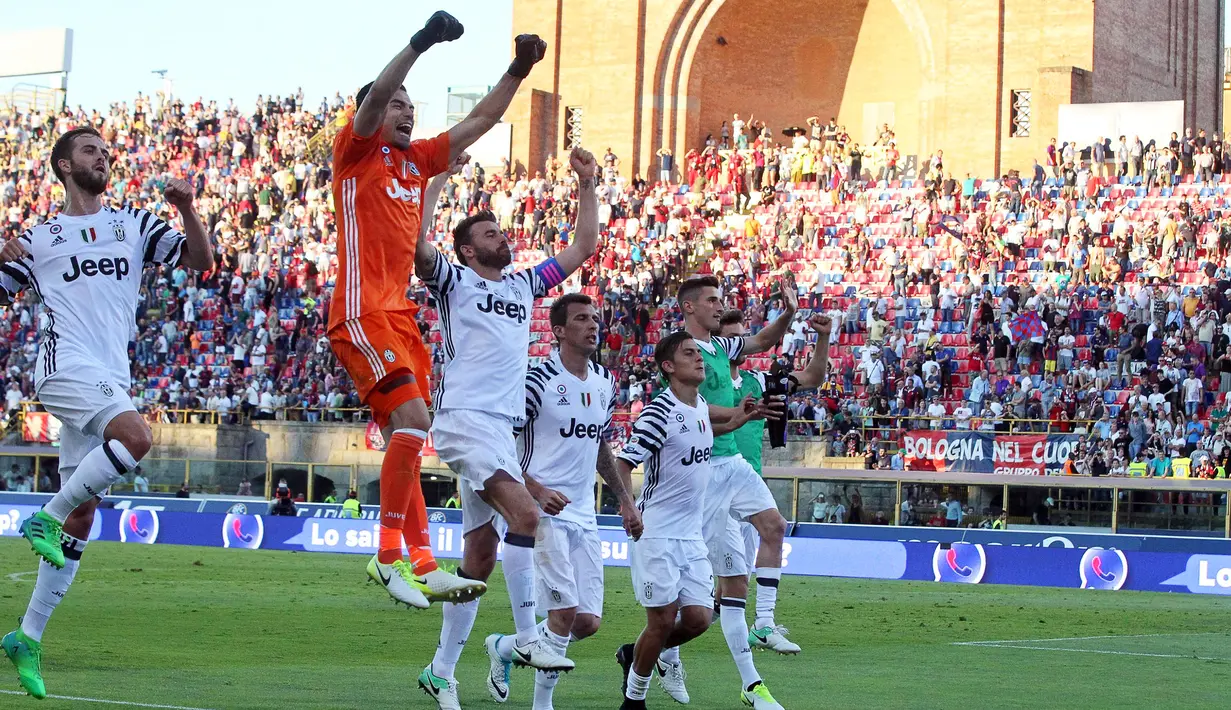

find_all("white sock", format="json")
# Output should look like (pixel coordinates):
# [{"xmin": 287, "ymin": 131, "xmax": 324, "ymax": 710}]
[
  {"xmin": 753, "ymin": 567, "xmax": 781, "ymax": 628},
  {"xmin": 626, "ymin": 669, "xmax": 651, "ymax": 701},
  {"xmin": 720, "ymin": 597, "xmax": 761, "ymax": 689},
  {"xmin": 503, "ymin": 533, "xmax": 539, "ymax": 645},
  {"xmin": 44, "ymin": 441, "xmax": 136, "ymax": 522},
  {"xmin": 532, "ymin": 628, "xmax": 570, "ymax": 709},
  {"xmin": 659, "ymin": 645, "xmax": 680, "ymax": 665},
  {"xmin": 432, "ymin": 598, "xmax": 479, "ymax": 680},
  {"xmin": 21, "ymin": 534, "xmax": 86, "ymax": 642}
]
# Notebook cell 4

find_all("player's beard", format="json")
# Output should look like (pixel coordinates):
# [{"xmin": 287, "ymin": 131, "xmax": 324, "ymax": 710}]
[
  {"xmin": 70, "ymin": 161, "xmax": 109, "ymax": 196},
  {"xmin": 475, "ymin": 244, "xmax": 512, "ymax": 270}
]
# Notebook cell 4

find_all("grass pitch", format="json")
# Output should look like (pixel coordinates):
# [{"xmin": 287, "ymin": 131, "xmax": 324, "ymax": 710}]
[{"xmin": 1, "ymin": 540, "xmax": 1228, "ymax": 709}]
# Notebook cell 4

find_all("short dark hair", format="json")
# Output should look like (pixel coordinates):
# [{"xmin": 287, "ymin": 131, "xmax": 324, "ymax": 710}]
[
  {"xmin": 655, "ymin": 331, "xmax": 695, "ymax": 377},
  {"xmin": 452, "ymin": 210, "xmax": 498, "ymax": 267},
  {"xmin": 549, "ymin": 293, "xmax": 593, "ymax": 329},
  {"xmin": 354, "ymin": 82, "xmax": 408, "ymax": 111},
  {"xmin": 718, "ymin": 309, "xmax": 745, "ymax": 328},
  {"xmin": 677, "ymin": 276, "xmax": 719, "ymax": 306},
  {"xmin": 50, "ymin": 127, "xmax": 102, "ymax": 183}
]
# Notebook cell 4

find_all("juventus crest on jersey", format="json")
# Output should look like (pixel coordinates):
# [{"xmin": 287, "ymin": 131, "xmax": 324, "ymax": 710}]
[
  {"xmin": 515, "ymin": 352, "xmax": 619, "ymax": 530},
  {"xmin": 0, "ymin": 207, "xmax": 186, "ymax": 389},
  {"xmin": 424, "ymin": 250, "xmax": 547, "ymax": 419},
  {"xmin": 617, "ymin": 388, "xmax": 714, "ymax": 540}
]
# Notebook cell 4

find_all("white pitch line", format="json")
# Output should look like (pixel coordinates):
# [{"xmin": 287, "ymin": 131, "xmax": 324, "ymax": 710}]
[
  {"xmin": 954, "ymin": 643, "xmax": 1227, "ymax": 661},
  {"xmin": 0, "ymin": 689, "xmax": 215, "ymax": 710},
  {"xmin": 954, "ymin": 632, "xmax": 1221, "ymax": 646}
]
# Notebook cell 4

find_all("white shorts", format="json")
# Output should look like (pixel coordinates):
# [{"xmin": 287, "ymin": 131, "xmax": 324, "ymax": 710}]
[
  {"xmin": 36, "ymin": 369, "xmax": 136, "ymax": 478},
  {"xmin": 702, "ymin": 455, "xmax": 778, "ymax": 577},
  {"xmin": 630, "ymin": 537, "xmax": 713, "ymax": 609},
  {"xmin": 431, "ymin": 409, "xmax": 522, "ymax": 535},
  {"xmin": 535, "ymin": 517, "xmax": 604, "ymax": 617},
  {"xmin": 742, "ymin": 522, "xmax": 760, "ymax": 574}
]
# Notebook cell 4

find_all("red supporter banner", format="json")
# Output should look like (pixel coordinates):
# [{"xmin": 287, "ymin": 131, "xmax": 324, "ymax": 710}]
[
  {"xmin": 901, "ymin": 430, "xmax": 1081, "ymax": 475},
  {"xmin": 22, "ymin": 412, "xmax": 61, "ymax": 444}
]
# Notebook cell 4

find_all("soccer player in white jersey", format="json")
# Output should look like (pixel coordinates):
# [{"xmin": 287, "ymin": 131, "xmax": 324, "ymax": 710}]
[
  {"xmin": 0, "ymin": 127, "xmax": 213, "ymax": 699},
  {"xmin": 411, "ymin": 146, "xmax": 599, "ymax": 709},
  {"xmin": 483, "ymin": 293, "xmax": 643, "ymax": 710},
  {"xmin": 650, "ymin": 275, "xmax": 798, "ymax": 707},
  {"xmin": 614, "ymin": 331, "xmax": 782, "ymax": 710}
]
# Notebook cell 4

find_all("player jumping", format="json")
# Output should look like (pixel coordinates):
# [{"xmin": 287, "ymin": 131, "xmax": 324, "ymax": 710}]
[
  {"xmin": 483, "ymin": 293, "xmax": 644, "ymax": 710},
  {"xmin": 613, "ymin": 332, "xmax": 760, "ymax": 710},
  {"xmin": 413, "ymin": 142, "xmax": 599, "ymax": 709},
  {"xmin": 329, "ymin": 11, "xmax": 543, "ymax": 608},
  {"xmin": 1, "ymin": 127, "xmax": 213, "ymax": 699}
]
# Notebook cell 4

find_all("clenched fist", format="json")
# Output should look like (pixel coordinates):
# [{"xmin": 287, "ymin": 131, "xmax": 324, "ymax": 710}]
[
  {"xmin": 809, "ymin": 313, "xmax": 833, "ymax": 337},
  {"xmin": 0, "ymin": 239, "xmax": 30, "ymax": 264},
  {"xmin": 411, "ymin": 10, "xmax": 464, "ymax": 53},
  {"xmin": 570, "ymin": 147, "xmax": 597, "ymax": 181},
  {"xmin": 163, "ymin": 178, "xmax": 194, "ymax": 210},
  {"xmin": 508, "ymin": 33, "xmax": 547, "ymax": 78},
  {"xmin": 447, "ymin": 151, "xmax": 471, "ymax": 175}
]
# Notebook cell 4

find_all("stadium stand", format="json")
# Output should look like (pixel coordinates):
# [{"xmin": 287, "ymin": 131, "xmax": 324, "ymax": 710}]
[{"xmin": 3, "ymin": 96, "xmax": 1231, "ymax": 479}]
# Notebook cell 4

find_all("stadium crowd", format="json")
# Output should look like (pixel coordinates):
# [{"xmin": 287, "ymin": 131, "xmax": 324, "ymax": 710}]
[{"xmin": 4, "ymin": 93, "xmax": 1231, "ymax": 478}]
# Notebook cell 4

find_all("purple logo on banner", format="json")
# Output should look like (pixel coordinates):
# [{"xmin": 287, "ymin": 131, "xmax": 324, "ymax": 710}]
[
  {"xmin": 223, "ymin": 514, "xmax": 264, "ymax": 549},
  {"xmin": 932, "ymin": 542, "xmax": 986, "ymax": 583},
  {"xmin": 1079, "ymin": 547, "xmax": 1128, "ymax": 590},
  {"xmin": 119, "ymin": 509, "xmax": 159, "ymax": 544}
]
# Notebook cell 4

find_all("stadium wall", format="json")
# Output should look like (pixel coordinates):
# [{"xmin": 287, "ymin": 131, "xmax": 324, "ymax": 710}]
[{"xmin": 507, "ymin": 0, "xmax": 1222, "ymax": 180}]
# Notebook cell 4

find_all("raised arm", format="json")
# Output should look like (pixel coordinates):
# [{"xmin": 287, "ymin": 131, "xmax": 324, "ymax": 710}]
[
  {"xmin": 745, "ymin": 277, "xmax": 797, "ymax": 355},
  {"xmin": 414, "ymin": 151, "xmax": 469, "ymax": 279},
  {"xmin": 163, "ymin": 179, "xmax": 213, "ymax": 272},
  {"xmin": 550, "ymin": 147, "xmax": 599, "ymax": 276},
  {"xmin": 355, "ymin": 12, "xmax": 463, "ymax": 138},
  {"xmin": 446, "ymin": 34, "xmax": 547, "ymax": 160},
  {"xmin": 789, "ymin": 314, "xmax": 834, "ymax": 390}
]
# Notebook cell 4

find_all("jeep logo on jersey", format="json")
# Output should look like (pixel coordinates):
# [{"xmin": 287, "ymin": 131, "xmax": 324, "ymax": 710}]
[
  {"xmin": 559, "ymin": 418, "xmax": 602, "ymax": 440},
  {"xmin": 385, "ymin": 178, "xmax": 421, "ymax": 204},
  {"xmin": 476, "ymin": 293, "xmax": 527, "ymax": 323},
  {"xmin": 62, "ymin": 255, "xmax": 131, "ymax": 282},
  {"xmin": 681, "ymin": 446, "xmax": 712, "ymax": 466}
]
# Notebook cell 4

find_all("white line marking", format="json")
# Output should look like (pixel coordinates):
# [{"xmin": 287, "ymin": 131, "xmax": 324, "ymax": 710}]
[
  {"xmin": 0, "ymin": 689, "xmax": 216, "ymax": 709},
  {"xmin": 954, "ymin": 643, "xmax": 1227, "ymax": 661},
  {"xmin": 954, "ymin": 632, "xmax": 1221, "ymax": 645}
]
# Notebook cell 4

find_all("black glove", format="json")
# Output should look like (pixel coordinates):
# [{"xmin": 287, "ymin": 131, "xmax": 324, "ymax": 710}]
[
  {"xmin": 411, "ymin": 10, "xmax": 464, "ymax": 53},
  {"xmin": 507, "ymin": 33, "xmax": 547, "ymax": 78}
]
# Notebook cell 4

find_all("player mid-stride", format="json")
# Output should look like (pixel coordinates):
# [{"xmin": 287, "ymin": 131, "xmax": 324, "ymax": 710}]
[
  {"xmin": 329, "ymin": 11, "xmax": 545, "ymax": 608},
  {"xmin": 412, "ymin": 141, "xmax": 599, "ymax": 709},
  {"xmin": 613, "ymin": 332, "xmax": 764, "ymax": 710},
  {"xmin": 1, "ymin": 127, "xmax": 213, "ymax": 699},
  {"xmin": 483, "ymin": 293, "xmax": 643, "ymax": 710}
]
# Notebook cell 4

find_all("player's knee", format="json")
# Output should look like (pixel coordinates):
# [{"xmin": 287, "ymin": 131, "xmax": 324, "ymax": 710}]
[
  {"xmin": 679, "ymin": 608, "xmax": 711, "ymax": 637},
  {"xmin": 756, "ymin": 511, "xmax": 786, "ymax": 546},
  {"xmin": 504, "ymin": 501, "xmax": 540, "ymax": 536},
  {"xmin": 115, "ymin": 424, "xmax": 153, "ymax": 461},
  {"xmin": 720, "ymin": 575, "xmax": 749, "ymax": 599},
  {"xmin": 571, "ymin": 614, "xmax": 600, "ymax": 640},
  {"xmin": 387, "ymin": 396, "xmax": 430, "ymax": 433}
]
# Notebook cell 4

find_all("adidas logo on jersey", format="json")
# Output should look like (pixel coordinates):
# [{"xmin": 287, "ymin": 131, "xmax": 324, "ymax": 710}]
[
  {"xmin": 50, "ymin": 234, "xmax": 66, "ymax": 247},
  {"xmin": 557, "ymin": 396, "xmax": 569, "ymax": 406},
  {"xmin": 679, "ymin": 423, "xmax": 689, "ymax": 434}
]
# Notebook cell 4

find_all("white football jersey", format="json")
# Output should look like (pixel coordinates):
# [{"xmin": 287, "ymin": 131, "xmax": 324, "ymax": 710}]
[
  {"xmin": 618, "ymin": 388, "xmax": 714, "ymax": 540},
  {"xmin": 425, "ymin": 250, "xmax": 547, "ymax": 419},
  {"xmin": 515, "ymin": 351, "xmax": 618, "ymax": 530},
  {"xmin": 0, "ymin": 207, "xmax": 186, "ymax": 389}
]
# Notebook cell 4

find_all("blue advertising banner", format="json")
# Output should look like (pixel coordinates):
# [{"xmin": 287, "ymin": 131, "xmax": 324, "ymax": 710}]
[{"xmin": 4, "ymin": 504, "xmax": 1230, "ymax": 595}]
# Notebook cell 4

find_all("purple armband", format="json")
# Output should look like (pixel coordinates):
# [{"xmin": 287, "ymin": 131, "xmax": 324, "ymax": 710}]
[{"xmin": 534, "ymin": 257, "xmax": 567, "ymax": 290}]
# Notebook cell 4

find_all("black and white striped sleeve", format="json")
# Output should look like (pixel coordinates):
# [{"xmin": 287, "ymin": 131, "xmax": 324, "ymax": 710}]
[
  {"xmin": 617, "ymin": 396, "xmax": 672, "ymax": 467},
  {"xmin": 132, "ymin": 208, "xmax": 187, "ymax": 267},
  {"xmin": 516, "ymin": 364, "xmax": 551, "ymax": 470},
  {"xmin": 0, "ymin": 232, "xmax": 35, "ymax": 304},
  {"xmin": 424, "ymin": 249, "xmax": 463, "ymax": 296},
  {"xmin": 712, "ymin": 335, "xmax": 745, "ymax": 362},
  {"xmin": 602, "ymin": 366, "xmax": 618, "ymax": 435}
]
